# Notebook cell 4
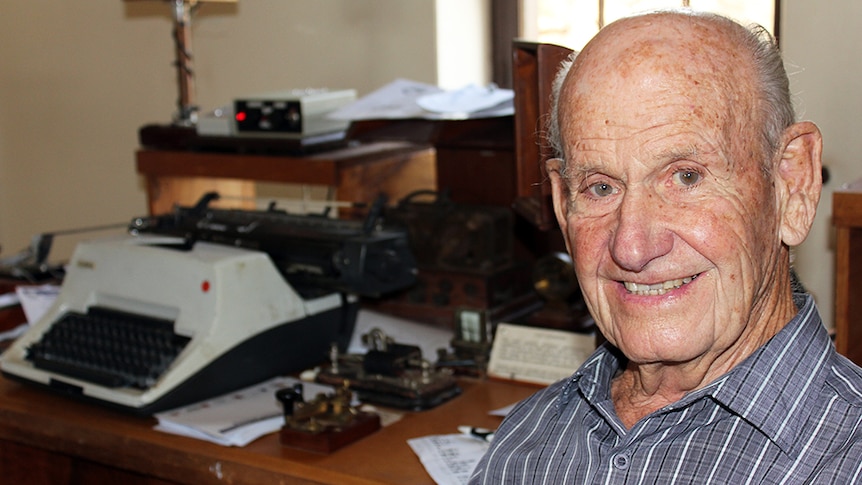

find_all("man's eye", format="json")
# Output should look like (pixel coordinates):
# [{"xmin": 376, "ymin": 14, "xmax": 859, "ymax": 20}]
[
  {"xmin": 588, "ymin": 182, "xmax": 615, "ymax": 197},
  {"xmin": 673, "ymin": 170, "xmax": 702, "ymax": 186}
]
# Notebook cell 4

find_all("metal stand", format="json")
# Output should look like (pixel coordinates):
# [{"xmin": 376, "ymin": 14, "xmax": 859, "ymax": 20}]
[
  {"xmin": 127, "ymin": 0, "xmax": 236, "ymax": 126},
  {"xmin": 170, "ymin": 0, "xmax": 198, "ymax": 126}
]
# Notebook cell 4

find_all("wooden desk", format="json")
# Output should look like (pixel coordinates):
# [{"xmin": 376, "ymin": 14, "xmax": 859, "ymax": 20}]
[
  {"xmin": 833, "ymin": 179, "xmax": 862, "ymax": 366},
  {"xmin": 0, "ymin": 377, "xmax": 538, "ymax": 484},
  {"xmin": 136, "ymin": 140, "xmax": 436, "ymax": 217}
]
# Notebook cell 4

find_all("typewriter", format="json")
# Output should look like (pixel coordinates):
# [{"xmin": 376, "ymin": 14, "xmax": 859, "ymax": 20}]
[{"xmin": 0, "ymin": 193, "xmax": 417, "ymax": 415}]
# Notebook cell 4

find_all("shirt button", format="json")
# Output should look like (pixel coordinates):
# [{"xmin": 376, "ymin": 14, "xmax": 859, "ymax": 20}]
[{"xmin": 612, "ymin": 453, "xmax": 630, "ymax": 470}]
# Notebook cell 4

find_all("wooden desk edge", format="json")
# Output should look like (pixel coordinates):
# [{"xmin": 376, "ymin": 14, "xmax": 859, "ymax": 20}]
[
  {"xmin": 0, "ymin": 381, "xmax": 340, "ymax": 484},
  {"xmin": 0, "ymin": 377, "xmax": 537, "ymax": 485}
]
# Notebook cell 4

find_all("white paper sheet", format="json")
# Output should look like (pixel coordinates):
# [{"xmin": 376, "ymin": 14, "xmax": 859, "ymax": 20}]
[
  {"xmin": 327, "ymin": 78, "xmax": 514, "ymax": 121},
  {"xmin": 154, "ymin": 376, "xmax": 339, "ymax": 447},
  {"xmin": 408, "ymin": 434, "xmax": 491, "ymax": 485},
  {"xmin": 416, "ymin": 84, "xmax": 513, "ymax": 114},
  {"xmin": 0, "ymin": 284, "xmax": 60, "ymax": 343},
  {"xmin": 328, "ymin": 78, "xmax": 443, "ymax": 121},
  {"xmin": 486, "ymin": 322, "xmax": 594, "ymax": 385},
  {"xmin": 16, "ymin": 284, "xmax": 59, "ymax": 324}
]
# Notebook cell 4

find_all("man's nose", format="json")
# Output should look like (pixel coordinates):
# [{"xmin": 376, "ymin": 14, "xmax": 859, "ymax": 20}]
[{"xmin": 609, "ymin": 191, "xmax": 674, "ymax": 272}]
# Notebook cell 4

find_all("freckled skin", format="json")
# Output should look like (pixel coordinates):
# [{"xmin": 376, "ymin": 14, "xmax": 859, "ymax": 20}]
[{"xmin": 546, "ymin": 13, "xmax": 823, "ymax": 428}]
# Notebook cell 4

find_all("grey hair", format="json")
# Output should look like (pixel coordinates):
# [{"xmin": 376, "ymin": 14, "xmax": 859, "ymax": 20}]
[
  {"xmin": 546, "ymin": 11, "xmax": 796, "ymax": 170},
  {"xmin": 546, "ymin": 52, "xmax": 578, "ymax": 161}
]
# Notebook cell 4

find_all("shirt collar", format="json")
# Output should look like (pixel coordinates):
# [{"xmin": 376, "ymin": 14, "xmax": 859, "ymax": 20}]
[
  {"xmin": 559, "ymin": 294, "xmax": 831, "ymax": 455},
  {"xmin": 560, "ymin": 342, "xmax": 623, "ymax": 409},
  {"xmin": 708, "ymin": 294, "xmax": 832, "ymax": 454}
]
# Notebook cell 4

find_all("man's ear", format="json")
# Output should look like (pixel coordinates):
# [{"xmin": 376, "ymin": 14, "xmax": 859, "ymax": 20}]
[
  {"xmin": 546, "ymin": 157, "xmax": 573, "ymax": 253},
  {"xmin": 776, "ymin": 121, "xmax": 823, "ymax": 247}
]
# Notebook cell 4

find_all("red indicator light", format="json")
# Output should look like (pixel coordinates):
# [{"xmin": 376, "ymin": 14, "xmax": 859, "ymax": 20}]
[
  {"xmin": 235, "ymin": 111, "xmax": 247, "ymax": 122},
  {"xmin": 201, "ymin": 280, "xmax": 211, "ymax": 293}
]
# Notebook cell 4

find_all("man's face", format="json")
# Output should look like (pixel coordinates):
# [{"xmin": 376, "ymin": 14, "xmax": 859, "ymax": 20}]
[{"xmin": 552, "ymin": 19, "xmax": 785, "ymax": 365}]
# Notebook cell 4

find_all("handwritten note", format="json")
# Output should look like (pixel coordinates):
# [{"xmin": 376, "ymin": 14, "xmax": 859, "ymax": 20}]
[{"xmin": 408, "ymin": 434, "xmax": 491, "ymax": 485}]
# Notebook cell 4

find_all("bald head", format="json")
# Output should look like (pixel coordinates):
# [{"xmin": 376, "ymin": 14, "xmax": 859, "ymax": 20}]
[{"xmin": 547, "ymin": 11, "xmax": 794, "ymax": 167}]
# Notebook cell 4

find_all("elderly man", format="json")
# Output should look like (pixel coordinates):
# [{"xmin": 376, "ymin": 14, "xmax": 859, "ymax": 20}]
[{"xmin": 470, "ymin": 10, "xmax": 862, "ymax": 484}]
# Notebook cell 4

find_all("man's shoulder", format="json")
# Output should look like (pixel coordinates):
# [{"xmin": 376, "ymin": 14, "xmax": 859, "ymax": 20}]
[
  {"xmin": 823, "ymin": 352, "xmax": 862, "ymax": 408},
  {"xmin": 806, "ymin": 357, "xmax": 862, "ymax": 483}
]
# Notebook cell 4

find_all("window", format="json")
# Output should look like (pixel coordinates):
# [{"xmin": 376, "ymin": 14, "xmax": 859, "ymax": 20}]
[
  {"xmin": 523, "ymin": 0, "xmax": 777, "ymax": 51},
  {"xmin": 488, "ymin": 0, "xmax": 778, "ymax": 88}
]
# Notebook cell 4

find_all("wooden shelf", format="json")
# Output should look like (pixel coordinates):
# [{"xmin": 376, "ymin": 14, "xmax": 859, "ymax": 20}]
[{"xmin": 135, "ymin": 140, "xmax": 436, "ymax": 218}]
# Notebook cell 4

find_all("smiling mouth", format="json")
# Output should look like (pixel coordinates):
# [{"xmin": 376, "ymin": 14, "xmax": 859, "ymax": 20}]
[{"xmin": 623, "ymin": 274, "xmax": 699, "ymax": 296}]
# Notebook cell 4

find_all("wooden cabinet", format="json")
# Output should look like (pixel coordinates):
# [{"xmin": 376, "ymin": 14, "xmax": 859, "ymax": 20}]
[
  {"xmin": 832, "ymin": 179, "xmax": 862, "ymax": 366},
  {"xmin": 510, "ymin": 41, "xmax": 573, "ymax": 230}
]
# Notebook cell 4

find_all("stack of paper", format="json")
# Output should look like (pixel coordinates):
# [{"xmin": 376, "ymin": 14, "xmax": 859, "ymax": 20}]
[
  {"xmin": 327, "ymin": 79, "xmax": 514, "ymax": 122},
  {"xmin": 154, "ymin": 376, "xmax": 336, "ymax": 447}
]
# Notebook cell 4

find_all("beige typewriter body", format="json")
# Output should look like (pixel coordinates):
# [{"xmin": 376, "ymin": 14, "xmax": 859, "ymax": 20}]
[{"xmin": 0, "ymin": 235, "xmax": 342, "ymax": 410}]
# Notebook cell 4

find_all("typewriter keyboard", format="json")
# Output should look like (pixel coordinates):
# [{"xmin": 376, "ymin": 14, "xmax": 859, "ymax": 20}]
[{"xmin": 25, "ymin": 307, "xmax": 190, "ymax": 389}]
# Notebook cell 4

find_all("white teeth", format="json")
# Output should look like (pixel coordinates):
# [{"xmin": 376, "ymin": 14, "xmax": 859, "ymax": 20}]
[{"xmin": 623, "ymin": 275, "xmax": 696, "ymax": 296}]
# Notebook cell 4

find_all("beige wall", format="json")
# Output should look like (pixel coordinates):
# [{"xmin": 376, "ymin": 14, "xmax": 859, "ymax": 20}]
[{"xmin": 0, "ymin": 1, "xmax": 442, "ymax": 260}]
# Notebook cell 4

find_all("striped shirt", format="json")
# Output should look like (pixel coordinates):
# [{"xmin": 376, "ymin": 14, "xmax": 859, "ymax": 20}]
[{"xmin": 469, "ymin": 295, "xmax": 862, "ymax": 484}]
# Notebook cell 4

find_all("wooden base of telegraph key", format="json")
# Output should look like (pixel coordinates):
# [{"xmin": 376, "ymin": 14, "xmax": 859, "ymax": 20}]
[{"xmin": 279, "ymin": 411, "xmax": 381, "ymax": 454}]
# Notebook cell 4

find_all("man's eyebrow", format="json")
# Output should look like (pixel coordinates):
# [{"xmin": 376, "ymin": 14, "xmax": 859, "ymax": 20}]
[
  {"xmin": 650, "ymin": 145, "xmax": 700, "ymax": 162},
  {"xmin": 562, "ymin": 158, "xmax": 606, "ymax": 179}
]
